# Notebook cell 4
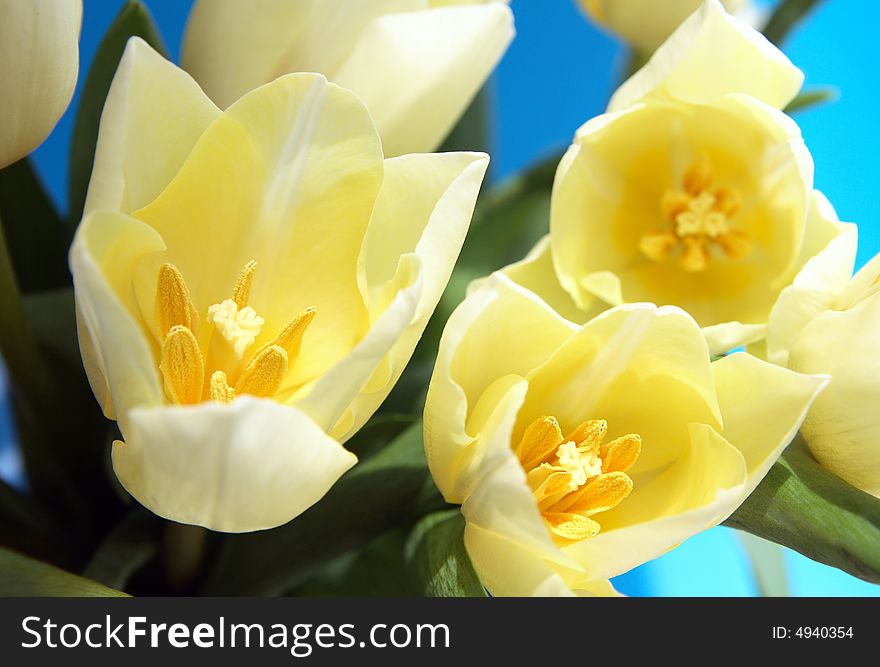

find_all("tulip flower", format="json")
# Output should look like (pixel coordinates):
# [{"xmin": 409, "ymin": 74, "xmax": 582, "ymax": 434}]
[
  {"xmin": 503, "ymin": 0, "xmax": 843, "ymax": 355},
  {"xmin": 180, "ymin": 0, "xmax": 514, "ymax": 157},
  {"xmin": 0, "ymin": 0, "xmax": 81, "ymax": 168},
  {"xmin": 70, "ymin": 38, "xmax": 488, "ymax": 532},
  {"xmin": 578, "ymin": 0, "xmax": 751, "ymax": 53},
  {"xmin": 765, "ymin": 199, "xmax": 880, "ymax": 497},
  {"xmin": 423, "ymin": 273, "xmax": 826, "ymax": 596}
]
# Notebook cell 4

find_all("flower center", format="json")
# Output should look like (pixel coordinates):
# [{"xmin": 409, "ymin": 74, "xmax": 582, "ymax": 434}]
[
  {"xmin": 514, "ymin": 416, "xmax": 641, "ymax": 543},
  {"xmin": 153, "ymin": 260, "xmax": 316, "ymax": 406},
  {"xmin": 639, "ymin": 155, "xmax": 751, "ymax": 272}
]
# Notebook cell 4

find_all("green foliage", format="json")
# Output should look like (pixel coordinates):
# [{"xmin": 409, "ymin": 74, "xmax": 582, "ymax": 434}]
[
  {"xmin": 0, "ymin": 546, "xmax": 127, "ymax": 597},
  {"xmin": 406, "ymin": 510, "xmax": 486, "ymax": 597},
  {"xmin": 763, "ymin": 0, "xmax": 824, "ymax": 46}
]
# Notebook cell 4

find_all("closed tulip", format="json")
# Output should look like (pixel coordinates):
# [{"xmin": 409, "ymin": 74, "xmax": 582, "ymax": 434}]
[
  {"xmin": 0, "ymin": 0, "xmax": 81, "ymax": 168},
  {"xmin": 181, "ymin": 0, "xmax": 514, "ymax": 156},
  {"xmin": 70, "ymin": 39, "xmax": 488, "ymax": 532}
]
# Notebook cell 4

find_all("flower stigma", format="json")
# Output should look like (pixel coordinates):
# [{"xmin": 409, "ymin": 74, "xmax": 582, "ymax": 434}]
[{"xmin": 639, "ymin": 154, "xmax": 751, "ymax": 272}]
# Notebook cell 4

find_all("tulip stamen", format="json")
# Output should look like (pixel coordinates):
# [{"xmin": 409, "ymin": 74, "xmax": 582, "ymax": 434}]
[
  {"xmin": 152, "ymin": 261, "xmax": 317, "ymax": 405},
  {"xmin": 515, "ymin": 416, "xmax": 641, "ymax": 543},
  {"xmin": 639, "ymin": 155, "xmax": 751, "ymax": 272},
  {"xmin": 160, "ymin": 325, "xmax": 205, "ymax": 405}
]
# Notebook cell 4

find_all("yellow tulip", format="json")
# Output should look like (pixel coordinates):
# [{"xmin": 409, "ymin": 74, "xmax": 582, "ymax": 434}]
[
  {"xmin": 579, "ymin": 0, "xmax": 752, "ymax": 53},
  {"xmin": 180, "ymin": 0, "xmax": 514, "ymax": 157},
  {"xmin": 0, "ymin": 0, "xmax": 81, "ymax": 168},
  {"xmin": 70, "ymin": 39, "xmax": 489, "ymax": 532},
  {"xmin": 507, "ymin": 0, "xmax": 843, "ymax": 355},
  {"xmin": 766, "ymin": 198, "xmax": 880, "ymax": 496},
  {"xmin": 579, "ymin": 0, "xmax": 751, "ymax": 52},
  {"xmin": 423, "ymin": 273, "xmax": 826, "ymax": 595}
]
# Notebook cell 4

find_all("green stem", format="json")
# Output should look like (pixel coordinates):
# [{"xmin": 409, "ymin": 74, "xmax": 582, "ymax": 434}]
[{"xmin": 163, "ymin": 523, "xmax": 208, "ymax": 593}]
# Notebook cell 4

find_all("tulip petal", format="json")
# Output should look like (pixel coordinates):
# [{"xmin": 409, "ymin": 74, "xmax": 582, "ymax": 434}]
[
  {"xmin": 712, "ymin": 351, "xmax": 829, "ymax": 498},
  {"xmin": 112, "ymin": 396, "xmax": 357, "ymax": 532},
  {"xmin": 0, "ymin": 0, "xmax": 81, "ymax": 168},
  {"xmin": 788, "ymin": 296, "xmax": 880, "ymax": 496},
  {"xmin": 424, "ymin": 275, "xmax": 577, "ymax": 501},
  {"xmin": 703, "ymin": 321, "xmax": 767, "ymax": 357},
  {"xmin": 85, "ymin": 37, "xmax": 220, "ymax": 215},
  {"xmin": 495, "ymin": 236, "xmax": 601, "ymax": 325},
  {"xmin": 69, "ymin": 211, "xmax": 167, "ymax": 421},
  {"xmin": 182, "ymin": 0, "xmax": 425, "ymax": 109},
  {"xmin": 609, "ymin": 0, "xmax": 802, "ymax": 112},
  {"xmin": 132, "ymin": 73, "xmax": 383, "ymax": 386},
  {"xmin": 323, "ymin": 152, "xmax": 489, "ymax": 440},
  {"xmin": 562, "ymin": 423, "xmax": 747, "ymax": 580},
  {"xmin": 519, "ymin": 305, "xmax": 722, "ymax": 469},
  {"xmin": 334, "ymin": 4, "xmax": 514, "ymax": 155},
  {"xmin": 767, "ymin": 225, "xmax": 858, "ymax": 366}
]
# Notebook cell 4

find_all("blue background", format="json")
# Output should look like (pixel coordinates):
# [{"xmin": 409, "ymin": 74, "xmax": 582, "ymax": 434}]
[{"xmin": 3, "ymin": 0, "xmax": 879, "ymax": 596}]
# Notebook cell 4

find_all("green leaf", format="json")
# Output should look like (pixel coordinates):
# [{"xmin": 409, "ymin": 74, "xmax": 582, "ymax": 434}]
[
  {"xmin": 202, "ymin": 420, "xmax": 445, "ymax": 595},
  {"xmin": 296, "ymin": 529, "xmax": 418, "ymax": 597},
  {"xmin": 22, "ymin": 287, "xmax": 81, "ymax": 372},
  {"xmin": 0, "ymin": 158, "xmax": 69, "ymax": 292},
  {"xmin": 762, "ymin": 0, "xmax": 823, "ymax": 46},
  {"xmin": 405, "ymin": 510, "xmax": 486, "ymax": 597},
  {"xmin": 0, "ymin": 546, "xmax": 128, "ymax": 597},
  {"xmin": 0, "ymin": 480, "xmax": 72, "ymax": 567},
  {"xmin": 67, "ymin": 0, "xmax": 166, "ymax": 227},
  {"xmin": 82, "ymin": 510, "xmax": 160, "ymax": 590},
  {"xmin": 784, "ymin": 86, "xmax": 838, "ymax": 115},
  {"xmin": 725, "ymin": 438, "xmax": 880, "ymax": 584}
]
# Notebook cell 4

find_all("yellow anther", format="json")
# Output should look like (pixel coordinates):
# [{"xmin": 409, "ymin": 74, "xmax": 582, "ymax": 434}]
[
  {"xmin": 661, "ymin": 190, "xmax": 691, "ymax": 220},
  {"xmin": 639, "ymin": 230, "xmax": 678, "ymax": 262},
  {"xmin": 713, "ymin": 186, "xmax": 742, "ymax": 217},
  {"xmin": 683, "ymin": 154, "xmax": 713, "ymax": 195},
  {"xmin": 551, "ymin": 471, "xmax": 633, "ymax": 515},
  {"xmin": 544, "ymin": 512, "xmax": 601, "ymax": 542},
  {"xmin": 565, "ymin": 419, "xmax": 607, "ymax": 453},
  {"xmin": 235, "ymin": 344, "xmax": 288, "ymax": 398},
  {"xmin": 516, "ymin": 416, "xmax": 564, "ymax": 471},
  {"xmin": 273, "ymin": 306, "xmax": 317, "ymax": 360},
  {"xmin": 155, "ymin": 263, "xmax": 196, "ymax": 336},
  {"xmin": 209, "ymin": 370, "xmax": 235, "ymax": 404},
  {"xmin": 515, "ymin": 415, "xmax": 641, "ymax": 543},
  {"xmin": 160, "ymin": 325, "xmax": 204, "ymax": 405},
  {"xmin": 600, "ymin": 433, "xmax": 642, "ymax": 473},
  {"xmin": 718, "ymin": 230, "xmax": 752, "ymax": 260},
  {"xmin": 232, "ymin": 260, "xmax": 258, "ymax": 309}
]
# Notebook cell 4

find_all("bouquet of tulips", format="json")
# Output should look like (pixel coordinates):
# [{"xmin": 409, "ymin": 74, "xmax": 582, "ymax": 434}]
[{"xmin": 0, "ymin": 0, "xmax": 877, "ymax": 598}]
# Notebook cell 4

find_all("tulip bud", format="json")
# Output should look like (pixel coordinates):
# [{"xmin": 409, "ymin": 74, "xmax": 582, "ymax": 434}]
[{"xmin": 0, "ymin": 0, "xmax": 81, "ymax": 168}]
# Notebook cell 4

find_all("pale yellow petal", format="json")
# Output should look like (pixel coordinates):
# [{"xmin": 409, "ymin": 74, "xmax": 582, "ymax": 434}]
[
  {"xmin": 713, "ymin": 351, "xmax": 829, "ymax": 498},
  {"xmin": 789, "ymin": 296, "xmax": 880, "ymax": 496},
  {"xmin": 703, "ymin": 321, "xmax": 767, "ymax": 357},
  {"xmin": 131, "ymin": 73, "xmax": 382, "ymax": 385},
  {"xmin": 182, "ymin": 0, "xmax": 424, "ymax": 109},
  {"xmin": 766, "ymin": 201, "xmax": 857, "ymax": 366},
  {"xmin": 334, "ymin": 4, "xmax": 514, "ymax": 155},
  {"xmin": 85, "ymin": 38, "xmax": 220, "ymax": 215},
  {"xmin": 424, "ymin": 274, "xmax": 576, "ymax": 501},
  {"xmin": 69, "ymin": 211, "xmax": 167, "ymax": 422},
  {"xmin": 112, "ymin": 396, "xmax": 357, "ymax": 532},
  {"xmin": 562, "ymin": 423, "xmax": 747, "ymax": 579},
  {"xmin": 609, "ymin": 0, "xmax": 802, "ymax": 112},
  {"xmin": 0, "ymin": 0, "xmax": 81, "ymax": 168},
  {"xmin": 329, "ymin": 152, "xmax": 488, "ymax": 440}
]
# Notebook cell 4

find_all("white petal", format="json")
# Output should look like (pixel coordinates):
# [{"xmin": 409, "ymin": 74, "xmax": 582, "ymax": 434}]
[
  {"xmin": 112, "ymin": 396, "xmax": 357, "ymax": 532},
  {"xmin": 334, "ymin": 4, "xmax": 514, "ymax": 155},
  {"xmin": 0, "ymin": 0, "xmax": 81, "ymax": 168},
  {"xmin": 703, "ymin": 321, "xmax": 767, "ymax": 356}
]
